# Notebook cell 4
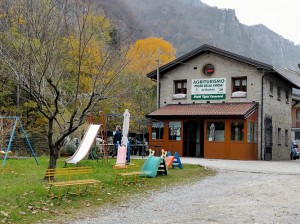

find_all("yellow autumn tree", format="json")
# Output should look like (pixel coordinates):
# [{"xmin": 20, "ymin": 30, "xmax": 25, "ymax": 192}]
[
  {"xmin": 63, "ymin": 14, "xmax": 112, "ymax": 94},
  {"xmin": 126, "ymin": 36, "xmax": 176, "ymax": 74},
  {"xmin": 118, "ymin": 37, "xmax": 176, "ymax": 132}
]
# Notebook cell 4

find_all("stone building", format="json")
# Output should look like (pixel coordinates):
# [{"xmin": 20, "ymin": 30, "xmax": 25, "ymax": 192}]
[{"xmin": 146, "ymin": 45, "xmax": 300, "ymax": 160}]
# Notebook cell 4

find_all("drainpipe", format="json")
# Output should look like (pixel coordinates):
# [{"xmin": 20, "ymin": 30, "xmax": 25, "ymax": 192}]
[
  {"xmin": 261, "ymin": 72, "xmax": 272, "ymax": 160},
  {"xmin": 156, "ymin": 48, "xmax": 160, "ymax": 109}
]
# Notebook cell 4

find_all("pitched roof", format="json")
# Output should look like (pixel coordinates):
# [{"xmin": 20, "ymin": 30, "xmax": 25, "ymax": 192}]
[
  {"xmin": 273, "ymin": 67, "xmax": 300, "ymax": 100},
  {"xmin": 146, "ymin": 102, "xmax": 258, "ymax": 119},
  {"xmin": 146, "ymin": 44, "xmax": 300, "ymax": 89}
]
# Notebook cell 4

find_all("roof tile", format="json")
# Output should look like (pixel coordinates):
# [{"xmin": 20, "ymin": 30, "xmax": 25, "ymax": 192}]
[{"xmin": 147, "ymin": 103, "xmax": 258, "ymax": 118}]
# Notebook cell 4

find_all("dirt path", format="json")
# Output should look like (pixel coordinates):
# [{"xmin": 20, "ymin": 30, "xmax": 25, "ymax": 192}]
[{"xmin": 69, "ymin": 169, "xmax": 300, "ymax": 224}]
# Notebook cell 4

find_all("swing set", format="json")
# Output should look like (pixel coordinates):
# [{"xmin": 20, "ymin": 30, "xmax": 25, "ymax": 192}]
[{"xmin": 0, "ymin": 116, "xmax": 39, "ymax": 168}]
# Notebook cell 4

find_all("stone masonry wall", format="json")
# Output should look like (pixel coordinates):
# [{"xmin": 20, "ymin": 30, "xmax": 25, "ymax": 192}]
[{"xmin": 159, "ymin": 52, "xmax": 292, "ymax": 160}]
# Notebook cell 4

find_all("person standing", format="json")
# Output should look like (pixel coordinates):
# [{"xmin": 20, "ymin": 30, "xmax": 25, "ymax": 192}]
[{"xmin": 113, "ymin": 125, "xmax": 122, "ymax": 155}]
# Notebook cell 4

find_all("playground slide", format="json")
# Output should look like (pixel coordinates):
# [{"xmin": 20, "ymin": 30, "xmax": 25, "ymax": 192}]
[
  {"xmin": 141, "ymin": 155, "xmax": 162, "ymax": 178},
  {"xmin": 116, "ymin": 146, "xmax": 127, "ymax": 164},
  {"xmin": 166, "ymin": 156, "xmax": 175, "ymax": 168},
  {"xmin": 65, "ymin": 124, "xmax": 101, "ymax": 164}
]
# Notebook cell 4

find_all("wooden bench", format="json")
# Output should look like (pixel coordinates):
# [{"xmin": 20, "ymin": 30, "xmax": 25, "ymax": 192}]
[
  {"xmin": 45, "ymin": 166, "xmax": 100, "ymax": 199},
  {"xmin": 113, "ymin": 164, "xmax": 146, "ymax": 185}
]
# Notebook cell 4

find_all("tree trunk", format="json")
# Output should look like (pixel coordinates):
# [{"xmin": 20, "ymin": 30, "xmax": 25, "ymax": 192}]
[
  {"xmin": 48, "ymin": 145, "xmax": 59, "ymax": 169},
  {"xmin": 44, "ymin": 119, "xmax": 58, "ymax": 181},
  {"xmin": 44, "ymin": 144, "xmax": 59, "ymax": 181}
]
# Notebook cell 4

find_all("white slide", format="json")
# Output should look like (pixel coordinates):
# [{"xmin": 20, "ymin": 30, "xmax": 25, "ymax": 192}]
[{"xmin": 65, "ymin": 124, "xmax": 101, "ymax": 164}]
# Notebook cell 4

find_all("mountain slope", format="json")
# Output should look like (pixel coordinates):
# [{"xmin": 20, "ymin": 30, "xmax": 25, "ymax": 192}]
[{"xmin": 100, "ymin": 0, "xmax": 300, "ymax": 70}]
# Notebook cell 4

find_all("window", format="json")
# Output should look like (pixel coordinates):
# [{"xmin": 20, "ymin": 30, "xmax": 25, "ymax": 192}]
[
  {"xmin": 297, "ymin": 110, "xmax": 300, "ymax": 121},
  {"xmin": 232, "ymin": 77, "xmax": 247, "ymax": 92},
  {"xmin": 174, "ymin": 80, "xmax": 187, "ymax": 94},
  {"xmin": 278, "ymin": 128, "xmax": 281, "ymax": 145},
  {"xmin": 169, "ymin": 121, "xmax": 181, "ymax": 140},
  {"xmin": 285, "ymin": 130, "xmax": 288, "ymax": 146},
  {"xmin": 207, "ymin": 122, "xmax": 225, "ymax": 141},
  {"xmin": 269, "ymin": 81, "xmax": 273, "ymax": 96},
  {"xmin": 232, "ymin": 77, "xmax": 247, "ymax": 96},
  {"xmin": 247, "ymin": 122, "xmax": 254, "ymax": 143},
  {"xmin": 231, "ymin": 121, "xmax": 244, "ymax": 141},
  {"xmin": 277, "ymin": 86, "xmax": 281, "ymax": 100},
  {"xmin": 285, "ymin": 91, "xmax": 289, "ymax": 103},
  {"xmin": 254, "ymin": 123, "xmax": 258, "ymax": 143},
  {"xmin": 248, "ymin": 122, "xmax": 258, "ymax": 143},
  {"xmin": 151, "ymin": 122, "xmax": 164, "ymax": 139},
  {"xmin": 296, "ymin": 131, "xmax": 300, "ymax": 140}
]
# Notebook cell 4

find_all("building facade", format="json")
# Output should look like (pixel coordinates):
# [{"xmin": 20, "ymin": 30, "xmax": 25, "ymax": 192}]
[{"xmin": 146, "ymin": 45, "xmax": 300, "ymax": 160}]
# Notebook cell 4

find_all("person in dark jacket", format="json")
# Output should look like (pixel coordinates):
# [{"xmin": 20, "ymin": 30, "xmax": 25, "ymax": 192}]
[{"xmin": 113, "ymin": 125, "xmax": 122, "ymax": 154}]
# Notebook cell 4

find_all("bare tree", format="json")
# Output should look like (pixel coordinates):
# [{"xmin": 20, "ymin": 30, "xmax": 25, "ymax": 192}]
[{"xmin": 0, "ymin": 0, "xmax": 130, "ymax": 169}]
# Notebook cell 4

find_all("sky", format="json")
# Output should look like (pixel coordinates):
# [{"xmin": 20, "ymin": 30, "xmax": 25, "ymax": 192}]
[{"xmin": 201, "ymin": 0, "xmax": 300, "ymax": 45}]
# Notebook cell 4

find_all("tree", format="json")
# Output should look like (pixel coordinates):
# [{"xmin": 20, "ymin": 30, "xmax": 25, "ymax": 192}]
[
  {"xmin": 0, "ymin": 0, "xmax": 130, "ymax": 169},
  {"xmin": 122, "ymin": 37, "xmax": 176, "ymax": 130},
  {"xmin": 126, "ymin": 36, "xmax": 176, "ymax": 74}
]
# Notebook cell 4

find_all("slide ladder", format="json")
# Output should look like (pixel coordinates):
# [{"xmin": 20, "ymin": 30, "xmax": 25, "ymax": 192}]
[
  {"xmin": 157, "ymin": 158, "xmax": 168, "ymax": 175},
  {"xmin": 172, "ymin": 152, "xmax": 183, "ymax": 169}
]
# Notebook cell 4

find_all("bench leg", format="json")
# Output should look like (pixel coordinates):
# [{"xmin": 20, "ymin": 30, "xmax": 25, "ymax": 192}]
[
  {"xmin": 77, "ymin": 185, "xmax": 81, "ymax": 196},
  {"xmin": 48, "ymin": 185, "xmax": 53, "ymax": 197},
  {"xmin": 84, "ymin": 185, "xmax": 88, "ymax": 194},
  {"xmin": 66, "ymin": 186, "xmax": 71, "ymax": 195},
  {"xmin": 58, "ymin": 187, "xmax": 61, "ymax": 199},
  {"xmin": 95, "ymin": 183, "xmax": 99, "ymax": 194}
]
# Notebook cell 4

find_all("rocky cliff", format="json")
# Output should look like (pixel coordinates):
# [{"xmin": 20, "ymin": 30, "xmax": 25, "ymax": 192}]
[{"xmin": 99, "ymin": 0, "xmax": 300, "ymax": 70}]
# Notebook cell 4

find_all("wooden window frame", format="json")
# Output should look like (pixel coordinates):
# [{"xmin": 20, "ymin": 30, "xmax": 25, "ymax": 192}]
[
  {"xmin": 230, "ymin": 121, "xmax": 244, "ymax": 142},
  {"xmin": 206, "ymin": 121, "xmax": 225, "ymax": 142},
  {"xmin": 232, "ymin": 77, "xmax": 247, "ymax": 93},
  {"xmin": 174, "ymin": 80, "xmax": 187, "ymax": 94},
  {"xmin": 168, "ymin": 121, "xmax": 181, "ymax": 141}
]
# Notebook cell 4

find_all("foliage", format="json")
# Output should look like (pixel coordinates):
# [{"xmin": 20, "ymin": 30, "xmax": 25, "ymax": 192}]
[
  {"xmin": 0, "ymin": 156, "xmax": 215, "ymax": 223},
  {"xmin": 0, "ymin": 73, "xmax": 15, "ymax": 115},
  {"xmin": 117, "ymin": 37, "xmax": 176, "ymax": 132},
  {"xmin": 0, "ymin": 0, "xmax": 131, "ymax": 168},
  {"xmin": 126, "ymin": 36, "xmax": 176, "ymax": 74}
]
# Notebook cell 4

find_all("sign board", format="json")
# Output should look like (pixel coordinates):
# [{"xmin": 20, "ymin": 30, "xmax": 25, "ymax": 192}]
[{"xmin": 191, "ymin": 78, "xmax": 226, "ymax": 100}]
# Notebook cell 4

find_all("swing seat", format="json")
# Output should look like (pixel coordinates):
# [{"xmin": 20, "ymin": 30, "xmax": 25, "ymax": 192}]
[{"xmin": 0, "ymin": 150, "xmax": 13, "ymax": 155}]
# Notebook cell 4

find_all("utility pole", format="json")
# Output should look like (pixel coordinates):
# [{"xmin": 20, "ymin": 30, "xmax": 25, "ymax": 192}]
[{"xmin": 156, "ymin": 48, "xmax": 160, "ymax": 109}]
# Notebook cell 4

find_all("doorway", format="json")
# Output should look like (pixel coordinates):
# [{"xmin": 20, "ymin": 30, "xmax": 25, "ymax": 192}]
[
  {"xmin": 264, "ymin": 115, "xmax": 272, "ymax": 161},
  {"xmin": 183, "ymin": 120, "xmax": 204, "ymax": 157}
]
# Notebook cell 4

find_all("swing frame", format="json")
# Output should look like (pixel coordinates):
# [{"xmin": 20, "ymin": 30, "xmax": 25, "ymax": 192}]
[{"xmin": 0, "ymin": 116, "xmax": 39, "ymax": 168}]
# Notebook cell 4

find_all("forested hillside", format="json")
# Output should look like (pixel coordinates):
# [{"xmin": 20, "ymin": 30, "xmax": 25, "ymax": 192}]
[{"xmin": 99, "ymin": 0, "xmax": 300, "ymax": 70}]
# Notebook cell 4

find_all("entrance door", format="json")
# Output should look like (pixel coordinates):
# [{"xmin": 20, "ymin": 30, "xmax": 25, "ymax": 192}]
[
  {"xmin": 183, "ymin": 121, "xmax": 202, "ymax": 157},
  {"xmin": 199, "ymin": 120, "xmax": 204, "ymax": 158},
  {"xmin": 264, "ymin": 116, "xmax": 272, "ymax": 160}
]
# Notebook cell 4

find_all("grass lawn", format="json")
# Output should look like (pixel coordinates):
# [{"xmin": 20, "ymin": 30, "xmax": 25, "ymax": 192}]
[{"xmin": 0, "ymin": 156, "xmax": 216, "ymax": 223}]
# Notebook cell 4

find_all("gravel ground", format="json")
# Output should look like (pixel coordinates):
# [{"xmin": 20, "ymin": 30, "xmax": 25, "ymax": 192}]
[{"xmin": 68, "ymin": 168, "xmax": 300, "ymax": 224}]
